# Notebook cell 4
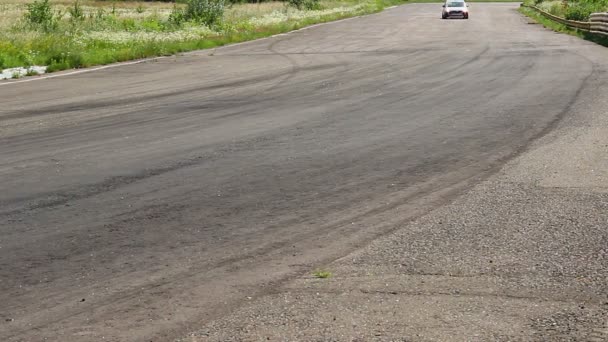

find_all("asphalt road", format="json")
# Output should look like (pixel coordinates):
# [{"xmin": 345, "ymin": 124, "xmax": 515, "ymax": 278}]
[{"xmin": 0, "ymin": 3, "xmax": 604, "ymax": 341}]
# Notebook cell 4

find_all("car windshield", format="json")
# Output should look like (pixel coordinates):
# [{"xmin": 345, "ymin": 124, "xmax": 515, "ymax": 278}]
[{"xmin": 447, "ymin": 2, "xmax": 465, "ymax": 7}]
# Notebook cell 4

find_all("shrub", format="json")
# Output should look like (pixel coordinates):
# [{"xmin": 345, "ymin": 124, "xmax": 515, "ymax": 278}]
[
  {"xmin": 546, "ymin": 2, "xmax": 563, "ymax": 16},
  {"xmin": 169, "ymin": 0, "xmax": 225, "ymax": 26},
  {"xmin": 24, "ymin": 0, "xmax": 57, "ymax": 31},
  {"xmin": 287, "ymin": 0, "xmax": 321, "ymax": 10},
  {"xmin": 563, "ymin": 1, "xmax": 606, "ymax": 21},
  {"xmin": 304, "ymin": 0, "xmax": 322, "ymax": 10},
  {"xmin": 287, "ymin": 0, "xmax": 305, "ymax": 9},
  {"xmin": 46, "ymin": 51, "xmax": 84, "ymax": 72},
  {"xmin": 168, "ymin": 4, "xmax": 186, "ymax": 25},
  {"xmin": 184, "ymin": 0, "xmax": 226, "ymax": 26},
  {"xmin": 565, "ymin": 5, "xmax": 590, "ymax": 20}
]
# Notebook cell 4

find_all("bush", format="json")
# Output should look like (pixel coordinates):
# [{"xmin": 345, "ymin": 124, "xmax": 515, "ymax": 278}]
[
  {"xmin": 46, "ymin": 51, "xmax": 84, "ymax": 72},
  {"xmin": 564, "ymin": 5, "xmax": 590, "ymax": 20},
  {"xmin": 287, "ymin": 0, "xmax": 304, "ymax": 9},
  {"xmin": 24, "ymin": 0, "xmax": 57, "ymax": 31},
  {"xmin": 548, "ymin": 2, "xmax": 564, "ymax": 16},
  {"xmin": 536, "ymin": 0, "xmax": 608, "ymax": 20},
  {"xmin": 168, "ymin": 4, "xmax": 186, "ymax": 25},
  {"xmin": 184, "ymin": 0, "xmax": 226, "ymax": 25},
  {"xmin": 304, "ymin": 0, "xmax": 322, "ymax": 10},
  {"xmin": 169, "ymin": 0, "xmax": 225, "ymax": 26},
  {"xmin": 564, "ymin": 1, "xmax": 605, "ymax": 21},
  {"xmin": 287, "ymin": 0, "xmax": 320, "ymax": 10}
]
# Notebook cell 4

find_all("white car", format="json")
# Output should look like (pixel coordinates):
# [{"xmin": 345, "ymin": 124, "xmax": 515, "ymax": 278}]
[{"xmin": 442, "ymin": 1, "xmax": 469, "ymax": 19}]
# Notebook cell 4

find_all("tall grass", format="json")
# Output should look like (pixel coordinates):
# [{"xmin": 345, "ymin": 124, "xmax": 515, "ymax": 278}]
[
  {"xmin": 519, "ymin": 6, "xmax": 608, "ymax": 47},
  {"xmin": 0, "ymin": 0, "xmax": 400, "ymax": 73},
  {"xmin": 526, "ymin": 0, "xmax": 608, "ymax": 20}
]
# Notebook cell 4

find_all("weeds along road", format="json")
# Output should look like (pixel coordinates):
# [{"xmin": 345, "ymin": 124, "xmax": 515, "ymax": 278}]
[{"xmin": 0, "ymin": 3, "xmax": 606, "ymax": 341}]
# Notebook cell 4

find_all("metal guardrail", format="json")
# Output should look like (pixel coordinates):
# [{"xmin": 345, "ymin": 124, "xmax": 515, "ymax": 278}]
[
  {"xmin": 522, "ymin": 4, "xmax": 608, "ymax": 36},
  {"xmin": 590, "ymin": 13, "xmax": 608, "ymax": 36},
  {"xmin": 521, "ymin": 4, "xmax": 592, "ymax": 30}
]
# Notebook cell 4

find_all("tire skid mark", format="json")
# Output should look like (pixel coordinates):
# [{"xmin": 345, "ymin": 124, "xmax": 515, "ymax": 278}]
[{"xmin": 0, "ymin": 64, "xmax": 342, "ymax": 123}]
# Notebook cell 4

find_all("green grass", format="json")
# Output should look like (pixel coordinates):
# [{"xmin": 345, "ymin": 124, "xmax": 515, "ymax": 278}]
[
  {"xmin": 519, "ymin": 6, "xmax": 608, "ymax": 47},
  {"xmin": 523, "ymin": 0, "xmax": 607, "ymax": 20},
  {"xmin": 312, "ymin": 270, "xmax": 332, "ymax": 278},
  {"xmin": 0, "ymin": 0, "xmax": 552, "ymax": 76},
  {"xmin": 409, "ymin": 0, "xmax": 522, "ymax": 3},
  {"xmin": 0, "ymin": 0, "xmax": 407, "ymax": 74}
]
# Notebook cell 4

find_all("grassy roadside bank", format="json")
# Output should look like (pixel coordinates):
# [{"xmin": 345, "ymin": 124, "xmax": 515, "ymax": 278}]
[
  {"xmin": 409, "ymin": 0, "xmax": 522, "ymax": 3},
  {"xmin": 0, "ymin": 0, "xmax": 405, "ymax": 77},
  {"xmin": 523, "ymin": 0, "xmax": 606, "ymax": 21},
  {"xmin": 519, "ymin": 6, "xmax": 608, "ymax": 47},
  {"xmin": 0, "ymin": 0, "xmax": 529, "ymax": 78}
]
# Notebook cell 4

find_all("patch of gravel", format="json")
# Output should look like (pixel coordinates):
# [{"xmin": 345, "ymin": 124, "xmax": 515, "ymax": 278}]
[{"xmin": 0, "ymin": 66, "xmax": 47, "ymax": 80}]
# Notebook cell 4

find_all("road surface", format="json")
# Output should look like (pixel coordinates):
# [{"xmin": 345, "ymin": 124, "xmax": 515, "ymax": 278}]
[{"xmin": 1, "ymin": 3, "xmax": 606, "ymax": 341}]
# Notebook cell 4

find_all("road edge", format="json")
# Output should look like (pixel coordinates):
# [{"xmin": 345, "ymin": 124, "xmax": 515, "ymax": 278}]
[{"xmin": 0, "ymin": 5, "xmax": 402, "ymax": 87}]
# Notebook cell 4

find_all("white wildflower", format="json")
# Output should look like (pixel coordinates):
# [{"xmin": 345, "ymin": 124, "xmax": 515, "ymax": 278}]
[
  {"xmin": 248, "ymin": 5, "xmax": 365, "ymax": 27},
  {"xmin": 85, "ymin": 25, "xmax": 218, "ymax": 44}
]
